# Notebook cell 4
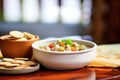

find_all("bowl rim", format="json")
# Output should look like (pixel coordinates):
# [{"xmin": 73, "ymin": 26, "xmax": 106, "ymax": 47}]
[
  {"xmin": 32, "ymin": 38, "xmax": 97, "ymax": 54},
  {"xmin": 0, "ymin": 35, "xmax": 39, "ymax": 42}
]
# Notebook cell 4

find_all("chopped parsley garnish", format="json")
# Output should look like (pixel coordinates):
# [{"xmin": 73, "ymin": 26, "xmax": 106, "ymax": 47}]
[{"xmin": 61, "ymin": 39, "xmax": 73, "ymax": 46}]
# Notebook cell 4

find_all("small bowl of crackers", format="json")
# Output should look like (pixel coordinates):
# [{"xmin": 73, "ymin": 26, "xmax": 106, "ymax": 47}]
[{"xmin": 0, "ymin": 30, "xmax": 39, "ymax": 58}]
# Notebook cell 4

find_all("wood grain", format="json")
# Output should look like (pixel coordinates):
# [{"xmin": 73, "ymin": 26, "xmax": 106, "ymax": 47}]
[{"xmin": 0, "ymin": 67, "xmax": 120, "ymax": 80}]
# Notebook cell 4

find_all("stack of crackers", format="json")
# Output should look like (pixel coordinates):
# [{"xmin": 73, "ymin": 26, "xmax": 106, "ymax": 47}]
[
  {"xmin": 88, "ymin": 44, "xmax": 120, "ymax": 68},
  {"xmin": 0, "ymin": 30, "xmax": 36, "ymax": 41},
  {"xmin": 0, "ymin": 58, "xmax": 37, "ymax": 69}
]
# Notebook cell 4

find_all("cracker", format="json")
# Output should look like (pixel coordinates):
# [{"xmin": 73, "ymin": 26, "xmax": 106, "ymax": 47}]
[
  {"xmin": 0, "ymin": 62, "xmax": 11, "ymax": 66},
  {"xmin": 9, "ymin": 31, "xmax": 24, "ymax": 38},
  {"xmin": 13, "ymin": 60, "xmax": 25, "ymax": 64},
  {"xmin": 23, "ymin": 32, "xmax": 35, "ymax": 39},
  {"xmin": 15, "ymin": 38, "xmax": 27, "ymax": 41},
  {"xmin": 19, "ymin": 64, "xmax": 30, "ymax": 67},
  {"xmin": 14, "ymin": 58, "xmax": 29, "ymax": 61},
  {"xmin": 1, "ymin": 35, "xmax": 17, "ymax": 40},
  {"xmin": 5, "ymin": 63, "xmax": 20, "ymax": 68},
  {"xmin": 0, "ymin": 51, "xmax": 3, "ymax": 58},
  {"xmin": 0, "ymin": 66, "xmax": 5, "ymax": 69},
  {"xmin": 23, "ymin": 61, "xmax": 36, "ymax": 66},
  {"xmin": 3, "ymin": 58, "xmax": 14, "ymax": 63},
  {"xmin": 14, "ymin": 66, "xmax": 25, "ymax": 69}
]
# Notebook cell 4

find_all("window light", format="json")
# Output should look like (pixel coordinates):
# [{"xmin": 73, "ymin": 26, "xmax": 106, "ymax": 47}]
[
  {"xmin": 3, "ymin": 0, "xmax": 21, "ymax": 22},
  {"xmin": 81, "ymin": 0, "xmax": 92, "ymax": 25},
  {"xmin": 60, "ymin": 0, "xmax": 81, "ymax": 24},
  {"xmin": 22, "ymin": 0, "xmax": 40, "ymax": 22},
  {"xmin": 41, "ymin": 0, "xmax": 59, "ymax": 23}
]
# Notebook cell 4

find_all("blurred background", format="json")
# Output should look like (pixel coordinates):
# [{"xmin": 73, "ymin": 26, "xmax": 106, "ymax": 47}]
[{"xmin": 0, "ymin": 0, "xmax": 120, "ymax": 44}]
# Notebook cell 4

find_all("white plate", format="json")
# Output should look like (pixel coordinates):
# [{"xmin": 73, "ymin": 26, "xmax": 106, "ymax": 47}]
[{"xmin": 0, "ymin": 61, "xmax": 40, "ymax": 74}]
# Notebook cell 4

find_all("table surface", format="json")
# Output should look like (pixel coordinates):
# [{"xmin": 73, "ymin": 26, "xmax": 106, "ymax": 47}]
[{"xmin": 0, "ymin": 66, "xmax": 120, "ymax": 80}]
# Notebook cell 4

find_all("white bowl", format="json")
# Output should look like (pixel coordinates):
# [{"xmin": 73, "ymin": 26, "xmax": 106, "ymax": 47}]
[{"xmin": 32, "ymin": 39, "xmax": 97, "ymax": 70}]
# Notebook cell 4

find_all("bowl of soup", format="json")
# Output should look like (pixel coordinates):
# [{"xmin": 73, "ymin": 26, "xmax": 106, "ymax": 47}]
[{"xmin": 32, "ymin": 39, "xmax": 97, "ymax": 70}]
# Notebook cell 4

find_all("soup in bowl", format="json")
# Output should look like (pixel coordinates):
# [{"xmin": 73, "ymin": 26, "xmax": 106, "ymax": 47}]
[{"xmin": 32, "ymin": 39, "xmax": 97, "ymax": 70}]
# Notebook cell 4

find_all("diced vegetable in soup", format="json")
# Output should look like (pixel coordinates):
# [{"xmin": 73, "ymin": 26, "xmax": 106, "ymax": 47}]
[{"xmin": 39, "ymin": 39, "xmax": 87, "ymax": 52}]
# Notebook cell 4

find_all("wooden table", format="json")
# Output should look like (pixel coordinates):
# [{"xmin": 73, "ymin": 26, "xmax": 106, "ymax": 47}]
[{"xmin": 0, "ymin": 66, "xmax": 120, "ymax": 80}]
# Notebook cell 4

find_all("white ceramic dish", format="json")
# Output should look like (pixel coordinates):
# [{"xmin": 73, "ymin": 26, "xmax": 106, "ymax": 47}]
[
  {"xmin": 0, "ymin": 60, "xmax": 40, "ymax": 74},
  {"xmin": 32, "ymin": 39, "xmax": 97, "ymax": 70}
]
